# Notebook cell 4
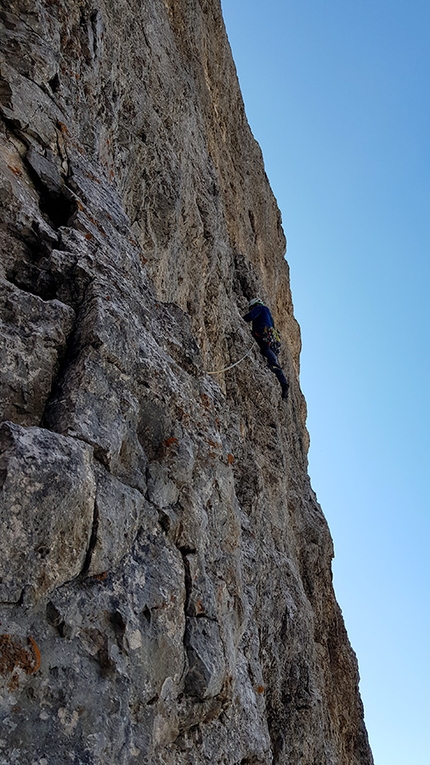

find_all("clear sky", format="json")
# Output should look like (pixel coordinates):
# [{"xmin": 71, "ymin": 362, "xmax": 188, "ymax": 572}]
[{"xmin": 220, "ymin": 2, "xmax": 430, "ymax": 763}]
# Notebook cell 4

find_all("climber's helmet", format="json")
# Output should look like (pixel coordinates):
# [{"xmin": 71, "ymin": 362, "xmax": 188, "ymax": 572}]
[{"xmin": 248, "ymin": 297, "xmax": 264, "ymax": 309}]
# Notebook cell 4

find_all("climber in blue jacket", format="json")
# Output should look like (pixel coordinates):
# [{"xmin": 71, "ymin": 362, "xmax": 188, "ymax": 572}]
[{"xmin": 243, "ymin": 298, "xmax": 289, "ymax": 400}]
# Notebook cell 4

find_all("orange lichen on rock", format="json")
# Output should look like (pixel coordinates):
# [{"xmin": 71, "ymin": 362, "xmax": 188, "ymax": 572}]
[
  {"xmin": 0, "ymin": 634, "xmax": 41, "ymax": 682},
  {"xmin": 8, "ymin": 165, "xmax": 22, "ymax": 176},
  {"xmin": 195, "ymin": 599, "xmax": 205, "ymax": 614},
  {"xmin": 27, "ymin": 636, "xmax": 41, "ymax": 673},
  {"xmin": 163, "ymin": 437, "xmax": 179, "ymax": 448},
  {"xmin": 57, "ymin": 120, "xmax": 69, "ymax": 135}
]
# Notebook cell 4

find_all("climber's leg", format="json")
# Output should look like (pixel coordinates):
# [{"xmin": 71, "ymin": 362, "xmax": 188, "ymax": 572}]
[{"xmin": 261, "ymin": 346, "xmax": 289, "ymax": 400}]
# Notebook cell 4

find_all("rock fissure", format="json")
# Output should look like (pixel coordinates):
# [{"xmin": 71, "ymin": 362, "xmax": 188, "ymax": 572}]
[
  {"xmin": 81, "ymin": 495, "xmax": 99, "ymax": 576},
  {"xmin": 180, "ymin": 547, "xmax": 193, "ymax": 616}
]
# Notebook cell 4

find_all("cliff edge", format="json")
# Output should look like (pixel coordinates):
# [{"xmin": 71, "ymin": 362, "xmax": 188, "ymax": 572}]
[{"xmin": 0, "ymin": 1, "xmax": 374, "ymax": 763}]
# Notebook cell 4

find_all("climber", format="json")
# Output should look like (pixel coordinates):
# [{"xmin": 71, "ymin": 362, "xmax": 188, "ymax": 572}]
[{"xmin": 243, "ymin": 298, "xmax": 289, "ymax": 400}]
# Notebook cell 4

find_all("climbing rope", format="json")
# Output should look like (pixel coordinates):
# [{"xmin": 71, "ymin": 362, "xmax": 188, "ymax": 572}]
[{"xmin": 206, "ymin": 345, "xmax": 254, "ymax": 375}]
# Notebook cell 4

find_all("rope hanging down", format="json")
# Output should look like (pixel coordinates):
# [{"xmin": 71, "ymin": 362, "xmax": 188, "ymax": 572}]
[{"xmin": 206, "ymin": 345, "xmax": 254, "ymax": 375}]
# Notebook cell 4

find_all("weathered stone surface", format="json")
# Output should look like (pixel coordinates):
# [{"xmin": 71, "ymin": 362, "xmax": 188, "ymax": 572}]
[
  {"xmin": 87, "ymin": 464, "xmax": 147, "ymax": 577},
  {"xmin": 0, "ymin": 1, "xmax": 373, "ymax": 764},
  {"xmin": 0, "ymin": 422, "xmax": 95, "ymax": 602},
  {"xmin": 0, "ymin": 280, "xmax": 75, "ymax": 425},
  {"xmin": 184, "ymin": 617, "xmax": 227, "ymax": 699}
]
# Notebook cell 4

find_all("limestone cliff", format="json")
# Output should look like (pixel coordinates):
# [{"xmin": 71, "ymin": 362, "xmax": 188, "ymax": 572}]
[{"xmin": 0, "ymin": 1, "xmax": 373, "ymax": 763}]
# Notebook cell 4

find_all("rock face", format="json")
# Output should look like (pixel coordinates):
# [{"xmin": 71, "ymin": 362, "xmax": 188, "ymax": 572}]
[{"xmin": 0, "ymin": 1, "xmax": 374, "ymax": 763}]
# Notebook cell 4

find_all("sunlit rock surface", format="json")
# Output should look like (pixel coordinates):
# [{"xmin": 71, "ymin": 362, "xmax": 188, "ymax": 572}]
[{"xmin": 0, "ymin": 1, "xmax": 373, "ymax": 763}]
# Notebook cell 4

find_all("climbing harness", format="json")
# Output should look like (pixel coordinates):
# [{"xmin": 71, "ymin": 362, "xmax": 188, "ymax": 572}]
[
  {"xmin": 262, "ymin": 326, "xmax": 281, "ymax": 354},
  {"xmin": 206, "ymin": 345, "xmax": 254, "ymax": 375}
]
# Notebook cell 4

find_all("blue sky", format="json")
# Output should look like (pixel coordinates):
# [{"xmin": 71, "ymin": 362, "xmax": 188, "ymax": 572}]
[{"xmin": 220, "ymin": 1, "xmax": 430, "ymax": 763}]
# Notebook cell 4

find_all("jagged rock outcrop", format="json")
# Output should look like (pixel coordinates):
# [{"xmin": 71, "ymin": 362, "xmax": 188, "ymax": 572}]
[{"xmin": 0, "ymin": 1, "xmax": 374, "ymax": 763}]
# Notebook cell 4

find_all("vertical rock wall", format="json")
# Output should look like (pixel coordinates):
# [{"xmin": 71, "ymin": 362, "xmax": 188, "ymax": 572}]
[{"xmin": 0, "ymin": 1, "xmax": 373, "ymax": 763}]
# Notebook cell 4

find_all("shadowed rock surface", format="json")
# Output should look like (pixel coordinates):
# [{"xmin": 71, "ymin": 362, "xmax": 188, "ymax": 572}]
[{"xmin": 0, "ymin": 1, "xmax": 374, "ymax": 763}]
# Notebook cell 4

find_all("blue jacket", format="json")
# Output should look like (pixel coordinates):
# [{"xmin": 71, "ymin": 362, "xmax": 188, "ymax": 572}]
[{"xmin": 243, "ymin": 304, "xmax": 274, "ymax": 336}]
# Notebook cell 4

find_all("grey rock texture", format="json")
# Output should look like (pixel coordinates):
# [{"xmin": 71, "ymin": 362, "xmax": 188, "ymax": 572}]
[{"xmin": 0, "ymin": 1, "xmax": 374, "ymax": 764}]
